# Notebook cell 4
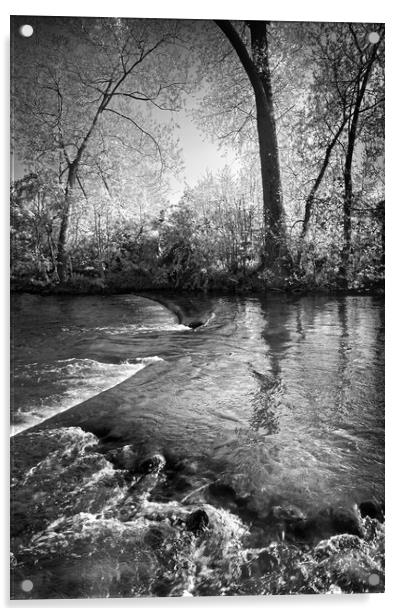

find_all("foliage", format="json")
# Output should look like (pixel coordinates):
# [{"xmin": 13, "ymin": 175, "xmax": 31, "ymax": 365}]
[{"xmin": 10, "ymin": 18, "xmax": 384, "ymax": 294}]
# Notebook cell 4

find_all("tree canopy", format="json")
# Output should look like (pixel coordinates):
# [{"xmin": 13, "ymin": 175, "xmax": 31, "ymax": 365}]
[{"xmin": 11, "ymin": 17, "xmax": 384, "ymax": 293}]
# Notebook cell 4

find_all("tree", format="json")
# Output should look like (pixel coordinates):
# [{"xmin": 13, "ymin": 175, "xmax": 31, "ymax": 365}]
[
  {"xmin": 291, "ymin": 23, "xmax": 384, "ymax": 282},
  {"xmin": 12, "ymin": 17, "xmax": 186, "ymax": 281},
  {"xmin": 11, "ymin": 172, "xmax": 63, "ymax": 279},
  {"xmin": 214, "ymin": 20, "xmax": 286, "ymax": 268},
  {"xmin": 339, "ymin": 25, "xmax": 384, "ymax": 286}
]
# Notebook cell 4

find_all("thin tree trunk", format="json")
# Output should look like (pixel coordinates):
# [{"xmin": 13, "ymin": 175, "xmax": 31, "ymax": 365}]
[
  {"xmin": 47, "ymin": 228, "xmax": 59, "ymax": 281},
  {"xmin": 56, "ymin": 90, "xmax": 109, "ymax": 281},
  {"xmin": 297, "ymin": 116, "xmax": 348, "ymax": 266},
  {"xmin": 339, "ymin": 29, "xmax": 383, "ymax": 287},
  {"xmin": 57, "ymin": 163, "xmax": 78, "ymax": 281}
]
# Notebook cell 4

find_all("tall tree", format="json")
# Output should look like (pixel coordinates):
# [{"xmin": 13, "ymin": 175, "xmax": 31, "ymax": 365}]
[{"xmin": 214, "ymin": 20, "xmax": 286, "ymax": 268}]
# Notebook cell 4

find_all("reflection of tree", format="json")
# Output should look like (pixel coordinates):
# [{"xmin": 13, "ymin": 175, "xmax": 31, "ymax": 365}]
[
  {"xmin": 335, "ymin": 298, "xmax": 351, "ymax": 419},
  {"xmin": 260, "ymin": 299, "xmax": 292, "ymax": 379},
  {"xmin": 249, "ymin": 299, "xmax": 292, "ymax": 435},
  {"xmin": 249, "ymin": 368, "xmax": 281, "ymax": 434},
  {"xmin": 295, "ymin": 301, "xmax": 306, "ymax": 341}
]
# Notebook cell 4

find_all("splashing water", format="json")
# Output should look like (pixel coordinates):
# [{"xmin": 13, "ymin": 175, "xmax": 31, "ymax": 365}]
[{"xmin": 10, "ymin": 293, "xmax": 384, "ymax": 597}]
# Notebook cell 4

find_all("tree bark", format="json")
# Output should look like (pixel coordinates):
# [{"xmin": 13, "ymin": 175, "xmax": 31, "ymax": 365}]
[
  {"xmin": 57, "ymin": 164, "xmax": 77, "ymax": 281},
  {"xmin": 215, "ymin": 20, "xmax": 286, "ymax": 268},
  {"xmin": 56, "ymin": 106, "xmax": 104, "ymax": 281},
  {"xmin": 248, "ymin": 21, "xmax": 285, "ymax": 265}
]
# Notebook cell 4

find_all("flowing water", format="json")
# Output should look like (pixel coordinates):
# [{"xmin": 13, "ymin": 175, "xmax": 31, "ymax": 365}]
[{"xmin": 10, "ymin": 292, "xmax": 385, "ymax": 598}]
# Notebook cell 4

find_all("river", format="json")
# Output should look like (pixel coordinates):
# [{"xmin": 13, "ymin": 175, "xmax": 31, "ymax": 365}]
[{"xmin": 10, "ymin": 292, "xmax": 385, "ymax": 598}]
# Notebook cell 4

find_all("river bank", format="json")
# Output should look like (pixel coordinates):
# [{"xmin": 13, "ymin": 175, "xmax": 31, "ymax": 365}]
[{"xmin": 10, "ymin": 272, "xmax": 385, "ymax": 299}]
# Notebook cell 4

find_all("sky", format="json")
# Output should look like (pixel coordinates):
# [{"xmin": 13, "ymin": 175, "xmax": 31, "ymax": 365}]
[
  {"xmin": 12, "ymin": 113, "xmax": 238, "ymax": 202},
  {"xmin": 11, "ymin": 102, "xmax": 239, "ymax": 202},
  {"xmin": 168, "ymin": 107, "xmax": 239, "ymax": 199}
]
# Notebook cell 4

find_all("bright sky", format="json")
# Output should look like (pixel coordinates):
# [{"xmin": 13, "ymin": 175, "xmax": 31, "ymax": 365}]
[
  {"xmin": 11, "ymin": 111, "xmax": 238, "ymax": 203},
  {"xmin": 169, "ymin": 108, "xmax": 239, "ymax": 199}
]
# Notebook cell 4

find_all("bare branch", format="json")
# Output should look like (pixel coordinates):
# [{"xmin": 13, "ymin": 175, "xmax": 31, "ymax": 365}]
[{"xmin": 104, "ymin": 107, "xmax": 164, "ymax": 175}]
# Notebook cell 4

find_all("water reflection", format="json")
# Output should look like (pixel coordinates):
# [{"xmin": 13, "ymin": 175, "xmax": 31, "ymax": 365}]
[
  {"xmin": 335, "ymin": 298, "xmax": 352, "ymax": 421},
  {"xmin": 248, "ymin": 298, "xmax": 293, "ymax": 435},
  {"xmin": 249, "ymin": 368, "xmax": 281, "ymax": 434},
  {"xmin": 10, "ymin": 292, "xmax": 385, "ymax": 598},
  {"xmin": 11, "ymin": 292, "xmax": 385, "ymax": 508}
]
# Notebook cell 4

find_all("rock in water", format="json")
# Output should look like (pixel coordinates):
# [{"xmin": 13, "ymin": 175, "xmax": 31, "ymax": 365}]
[
  {"xmin": 118, "ymin": 445, "xmax": 136, "ymax": 470},
  {"xmin": 271, "ymin": 505, "xmax": 306, "ymax": 523},
  {"xmin": 188, "ymin": 320, "xmax": 204, "ymax": 330},
  {"xmin": 359, "ymin": 500, "xmax": 384, "ymax": 523},
  {"xmin": 186, "ymin": 509, "xmax": 209, "ymax": 535},
  {"xmin": 138, "ymin": 453, "xmax": 166, "ymax": 475},
  {"xmin": 291, "ymin": 506, "xmax": 364, "ymax": 543},
  {"xmin": 209, "ymin": 482, "xmax": 237, "ymax": 503},
  {"xmin": 313, "ymin": 533, "xmax": 364, "ymax": 559},
  {"xmin": 106, "ymin": 444, "xmax": 136, "ymax": 471},
  {"xmin": 328, "ymin": 507, "xmax": 364, "ymax": 538}
]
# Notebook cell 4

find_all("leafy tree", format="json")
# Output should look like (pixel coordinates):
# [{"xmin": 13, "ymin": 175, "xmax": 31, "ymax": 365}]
[
  {"xmin": 290, "ymin": 23, "xmax": 384, "ymax": 283},
  {"xmin": 214, "ymin": 20, "xmax": 286, "ymax": 268},
  {"xmin": 10, "ymin": 172, "xmax": 63, "ymax": 280},
  {"xmin": 12, "ymin": 17, "xmax": 187, "ymax": 280}
]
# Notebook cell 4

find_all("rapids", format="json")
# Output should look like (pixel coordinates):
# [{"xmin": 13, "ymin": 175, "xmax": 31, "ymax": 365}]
[{"xmin": 10, "ymin": 292, "xmax": 385, "ymax": 598}]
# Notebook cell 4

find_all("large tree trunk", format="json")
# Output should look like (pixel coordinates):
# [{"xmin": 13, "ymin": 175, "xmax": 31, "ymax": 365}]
[
  {"xmin": 248, "ymin": 21, "xmax": 285, "ymax": 266},
  {"xmin": 215, "ymin": 20, "xmax": 286, "ymax": 270}
]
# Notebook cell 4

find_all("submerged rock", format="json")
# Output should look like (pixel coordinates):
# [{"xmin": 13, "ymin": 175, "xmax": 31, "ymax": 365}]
[
  {"xmin": 271, "ymin": 505, "xmax": 306, "ymax": 523},
  {"xmin": 327, "ymin": 507, "xmax": 364, "ymax": 538},
  {"xmin": 208, "ymin": 481, "xmax": 237, "ymax": 503},
  {"xmin": 359, "ymin": 500, "xmax": 384, "ymax": 523},
  {"xmin": 188, "ymin": 320, "xmax": 204, "ymax": 330},
  {"xmin": 186, "ymin": 509, "xmax": 209, "ymax": 535},
  {"xmin": 138, "ymin": 453, "xmax": 166, "ymax": 475},
  {"xmin": 107, "ymin": 445, "xmax": 136, "ymax": 471},
  {"xmin": 291, "ymin": 506, "xmax": 364, "ymax": 543}
]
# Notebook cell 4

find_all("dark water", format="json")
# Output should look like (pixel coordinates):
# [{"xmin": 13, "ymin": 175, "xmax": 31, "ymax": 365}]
[{"xmin": 10, "ymin": 293, "xmax": 385, "ymax": 598}]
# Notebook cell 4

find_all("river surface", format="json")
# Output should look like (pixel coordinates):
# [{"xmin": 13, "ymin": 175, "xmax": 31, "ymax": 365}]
[{"xmin": 10, "ymin": 292, "xmax": 385, "ymax": 598}]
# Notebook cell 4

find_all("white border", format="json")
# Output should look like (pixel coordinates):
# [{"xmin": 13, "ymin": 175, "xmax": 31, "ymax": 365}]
[{"xmin": 2, "ymin": 1, "xmax": 400, "ymax": 614}]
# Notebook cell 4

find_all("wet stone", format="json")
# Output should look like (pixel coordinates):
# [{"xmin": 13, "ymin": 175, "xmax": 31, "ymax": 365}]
[
  {"xmin": 327, "ymin": 508, "xmax": 364, "ymax": 538},
  {"xmin": 208, "ymin": 482, "xmax": 237, "ymax": 502},
  {"xmin": 291, "ymin": 507, "xmax": 364, "ymax": 543},
  {"xmin": 144, "ymin": 527, "xmax": 165, "ymax": 550},
  {"xmin": 186, "ymin": 509, "xmax": 209, "ymax": 535},
  {"xmin": 106, "ymin": 445, "xmax": 136, "ymax": 471},
  {"xmin": 138, "ymin": 454, "xmax": 166, "ymax": 475},
  {"xmin": 314, "ymin": 534, "xmax": 364, "ymax": 559},
  {"xmin": 359, "ymin": 501, "xmax": 384, "ymax": 523},
  {"xmin": 188, "ymin": 320, "xmax": 204, "ymax": 330},
  {"xmin": 271, "ymin": 505, "xmax": 306, "ymax": 523}
]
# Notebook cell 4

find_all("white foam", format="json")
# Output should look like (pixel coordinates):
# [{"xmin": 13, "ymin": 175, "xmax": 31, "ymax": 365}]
[
  {"xmin": 11, "ymin": 358, "xmax": 147, "ymax": 436},
  {"xmin": 133, "ymin": 356, "xmax": 165, "ymax": 364},
  {"xmin": 92, "ymin": 323, "xmax": 191, "ymax": 335}
]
